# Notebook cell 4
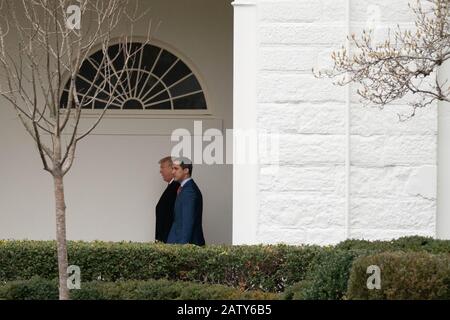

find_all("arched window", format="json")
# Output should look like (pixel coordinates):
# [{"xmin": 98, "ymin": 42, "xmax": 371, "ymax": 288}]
[{"xmin": 60, "ymin": 42, "xmax": 207, "ymax": 111}]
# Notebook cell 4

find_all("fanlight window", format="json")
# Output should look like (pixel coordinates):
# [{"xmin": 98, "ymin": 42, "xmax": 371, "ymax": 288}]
[{"xmin": 60, "ymin": 42, "xmax": 207, "ymax": 110}]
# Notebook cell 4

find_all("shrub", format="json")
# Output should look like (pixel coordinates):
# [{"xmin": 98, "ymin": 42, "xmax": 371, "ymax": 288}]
[
  {"xmin": 0, "ymin": 240, "xmax": 323, "ymax": 292},
  {"xmin": 282, "ymin": 249, "xmax": 365, "ymax": 300},
  {"xmin": 347, "ymin": 251, "xmax": 450, "ymax": 300},
  {"xmin": 280, "ymin": 280, "xmax": 312, "ymax": 300},
  {"xmin": 2, "ymin": 237, "xmax": 450, "ymax": 299},
  {"xmin": 283, "ymin": 236, "xmax": 450, "ymax": 300},
  {"xmin": 0, "ymin": 277, "xmax": 279, "ymax": 300},
  {"xmin": 336, "ymin": 236, "xmax": 450, "ymax": 254},
  {"xmin": 0, "ymin": 276, "xmax": 59, "ymax": 300}
]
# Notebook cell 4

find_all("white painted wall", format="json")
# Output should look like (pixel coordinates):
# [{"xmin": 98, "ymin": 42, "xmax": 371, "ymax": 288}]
[
  {"xmin": 253, "ymin": 0, "xmax": 438, "ymax": 245},
  {"xmin": 0, "ymin": 0, "xmax": 234, "ymax": 244}
]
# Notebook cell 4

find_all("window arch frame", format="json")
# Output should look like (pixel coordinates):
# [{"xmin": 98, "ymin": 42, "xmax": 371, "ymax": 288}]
[{"xmin": 60, "ymin": 37, "xmax": 214, "ymax": 119}]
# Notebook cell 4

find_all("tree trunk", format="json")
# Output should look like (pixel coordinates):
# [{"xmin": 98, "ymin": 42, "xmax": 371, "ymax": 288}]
[{"xmin": 53, "ymin": 173, "xmax": 69, "ymax": 300}]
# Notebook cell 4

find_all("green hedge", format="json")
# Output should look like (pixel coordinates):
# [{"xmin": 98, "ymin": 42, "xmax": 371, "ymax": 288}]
[
  {"xmin": 282, "ymin": 237, "xmax": 450, "ymax": 300},
  {"xmin": 0, "ymin": 276, "xmax": 59, "ymax": 300},
  {"xmin": 335, "ymin": 236, "xmax": 450, "ymax": 254},
  {"xmin": 0, "ymin": 240, "xmax": 323, "ymax": 293},
  {"xmin": 347, "ymin": 252, "xmax": 450, "ymax": 300},
  {"xmin": 281, "ymin": 249, "xmax": 366, "ymax": 300},
  {"xmin": 0, "ymin": 276, "xmax": 279, "ymax": 300},
  {"xmin": 2, "ymin": 236, "xmax": 450, "ymax": 299}
]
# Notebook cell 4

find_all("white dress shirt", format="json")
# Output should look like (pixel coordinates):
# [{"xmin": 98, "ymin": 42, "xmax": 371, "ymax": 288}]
[{"xmin": 180, "ymin": 177, "xmax": 192, "ymax": 187}]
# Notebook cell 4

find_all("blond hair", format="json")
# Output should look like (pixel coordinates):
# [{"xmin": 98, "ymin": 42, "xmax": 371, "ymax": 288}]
[{"xmin": 158, "ymin": 156, "xmax": 174, "ymax": 166}]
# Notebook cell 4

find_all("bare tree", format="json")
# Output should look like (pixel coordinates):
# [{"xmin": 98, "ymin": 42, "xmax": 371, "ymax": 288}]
[
  {"xmin": 0, "ymin": 0, "xmax": 154, "ymax": 299},
  {"xmin": 315, "ymin": 0, "xmax": 450, "ymax": 120}
]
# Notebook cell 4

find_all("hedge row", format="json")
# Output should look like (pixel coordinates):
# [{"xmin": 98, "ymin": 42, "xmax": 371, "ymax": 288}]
[
  {"xmin": 281, "ymin": 236, "xmax": 450, "ymax": 300},
  {"xmin": 0, "ymin": 240, "xmax": 324, "ymax": 292},
  {"xmin": 282, "ymin": 249, "xmax": 364, "ymax": 300},
  {"xmin": 347, "ymin": 252, "xmax": 450, "ymax": 300},
  {"xmin": 1, "ymin": 236, "xmax": 449, "ymax": 299},
  {"xmin": 0, "ymin": 277, "xmax": 279, "ymax": 300},
  {"xmin": 335, "ymin": 236, "xmax": 450, "ymax": 254},
  {"xmin": 4, "ymin": 252, "xmax": 448, "ymax": 300}
]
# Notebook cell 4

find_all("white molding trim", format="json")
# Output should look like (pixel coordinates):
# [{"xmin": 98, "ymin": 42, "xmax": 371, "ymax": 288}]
[
  {"xmin": 437, "ymin": 61, "xmax": 450, "ymax": 239},
  {"xmin": 43, "ymin": 117, "xmax": 223, "ymax": 136},
  {"xmin": 232, "ymin": 1, "xmax": 259, "ymax": 244},
  {"xmin": 345, "ymin": 0, "xmax": 351, "ymax": 239},
  {"xmin": 231, "ymin": 1, "xmax": 257, "ymax": 7}
]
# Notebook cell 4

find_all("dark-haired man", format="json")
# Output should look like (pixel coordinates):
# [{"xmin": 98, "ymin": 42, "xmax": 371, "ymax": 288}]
[{"xmin": 167, "ymin": 157, "xmax": 205, "ymax": 246}]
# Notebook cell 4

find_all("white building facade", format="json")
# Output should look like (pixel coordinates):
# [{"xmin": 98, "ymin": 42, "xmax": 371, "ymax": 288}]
[{"xmin": 0, "ymin": 0, "xmax": 449, "ymax": 245}]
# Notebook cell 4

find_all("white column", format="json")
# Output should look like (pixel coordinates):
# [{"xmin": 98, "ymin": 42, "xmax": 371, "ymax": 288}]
[
  {"xmin": 437, "ymin": 61, "xmax": 450, "ymax": 239},
  {"xmin": 232, "ymin": 0, "xmax": 259, "ymax": 244},
  {"xmin": 345, "ymin": 0, "xmax": 352, "ymax": 239}
]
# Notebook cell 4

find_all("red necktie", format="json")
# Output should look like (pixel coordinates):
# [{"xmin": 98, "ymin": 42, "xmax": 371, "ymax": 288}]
[{"xmin": 177, "ymin": 186, "xmax": 182, "ymax": 195}]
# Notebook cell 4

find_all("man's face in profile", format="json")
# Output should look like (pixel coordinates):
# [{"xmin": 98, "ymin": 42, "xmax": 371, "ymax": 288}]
[
  {"xmin": 159, "ymin": 162, "xmax": 173, "ymax": 183},
  {"xmin": 172, "ymin": 161, "xmax": 189, "ymax": 182}
]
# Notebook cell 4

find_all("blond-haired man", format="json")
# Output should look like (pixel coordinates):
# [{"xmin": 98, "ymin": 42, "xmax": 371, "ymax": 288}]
[{"xmin": 155, "ymin": 156, "xmax": 180, "ymax": 243}]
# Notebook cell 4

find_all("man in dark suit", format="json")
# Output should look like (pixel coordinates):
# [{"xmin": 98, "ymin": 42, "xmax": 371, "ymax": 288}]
[
  {"xmin": 167, "ymin": 157, "xmax": 205, "ymax": 246},
  {"xmin": 155, "ymin": 156, "xmax": 180, "ymax": 243}
]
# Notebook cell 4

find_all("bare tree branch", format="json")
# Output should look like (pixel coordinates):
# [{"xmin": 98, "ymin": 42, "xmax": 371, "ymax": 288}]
[
  {"xmin": 0, "ymin": 0, "xmax": 154, "ymax": 299},
  {"xmin": 315, "ymin": 0, "xmax": 450, "ymax": 119}
]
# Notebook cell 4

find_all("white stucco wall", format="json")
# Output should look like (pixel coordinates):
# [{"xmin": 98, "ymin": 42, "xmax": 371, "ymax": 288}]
[
  {"xmin": 0, "ymin": 0, "xmax": 233, "ymax": 244},
  {"xmin": 254, "ymin": 0, "xmax": 439, "ymax": 245}
]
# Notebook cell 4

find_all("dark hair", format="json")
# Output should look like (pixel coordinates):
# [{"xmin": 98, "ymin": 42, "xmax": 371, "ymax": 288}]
[{"xmin": 174, "ymin": 157, "xmax": 193, "ymax": 176}]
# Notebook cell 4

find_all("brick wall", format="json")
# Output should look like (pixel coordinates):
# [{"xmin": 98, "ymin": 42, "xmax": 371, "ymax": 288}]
[{"xmin": 256, "ymin": 0, "xmax": 437, "ymax": 244}]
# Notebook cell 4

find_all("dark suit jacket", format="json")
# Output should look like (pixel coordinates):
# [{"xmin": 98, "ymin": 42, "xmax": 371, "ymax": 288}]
[
  {"xmin": 155, "ymin": 180, "xmax": 180, "ymax": 243},
  {"xmin": 167, "ymin": 179, "xmax": 205, "ymax": 246}
]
